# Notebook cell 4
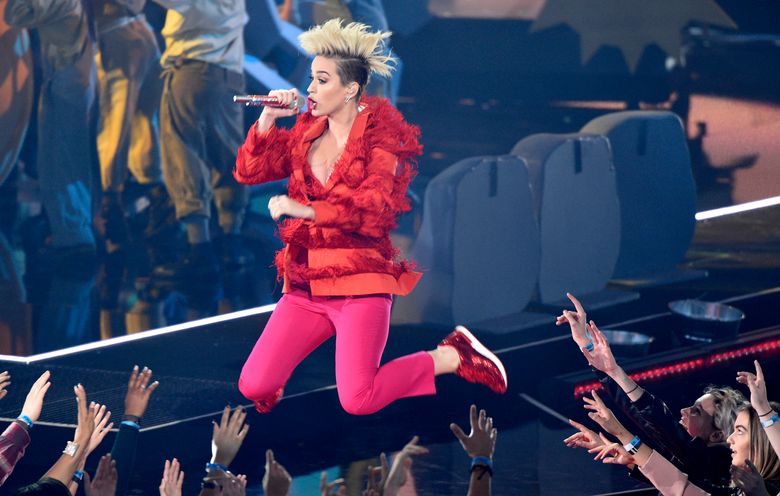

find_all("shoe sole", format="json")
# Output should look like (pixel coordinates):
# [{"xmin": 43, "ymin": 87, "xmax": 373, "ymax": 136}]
[{"xmin": 455, "ymin": 325, "xmax": 508, "ymax": 391}]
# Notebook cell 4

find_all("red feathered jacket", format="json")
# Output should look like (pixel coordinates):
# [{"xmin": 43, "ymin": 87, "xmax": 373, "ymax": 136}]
[{"xmin": 234, "ymin": 96, "xmax": 422, "ymax": 296}]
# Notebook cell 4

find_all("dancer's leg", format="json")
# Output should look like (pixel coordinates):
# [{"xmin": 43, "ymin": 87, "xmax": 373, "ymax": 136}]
[
  {"xmin": 333, "ymin": 295, "xmax": 436, "ymax": 415},
  {"xmin": 238, "ymin": 291, "xmax": 334, "ymax": 403}
]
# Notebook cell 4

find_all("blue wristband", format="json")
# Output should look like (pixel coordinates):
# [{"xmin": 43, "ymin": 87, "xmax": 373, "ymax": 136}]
[
  {"xmin": 760, "ymin": 414, "xmax": 780, "ymax": 428},
  {"xmin": 471, "ymin": 456, "xmax": 493, "ymax": 469},
  {"xmin": 623, "ymin": 435, "xmax": 642, "ymax": 455},
  {"xmin": 584, "ymin": 340, "xmax": 595, "ymax": 352},
  {"xmin": 17, "ymin": 414, "xmax": 33, "ymax": 429},
  {"xmin": 206, "ymin": 462, "xmax": 229, "ymax": 473},
  {"xmin": 121, "ymin": 420, "xmax": 140, "ymax": 429},
  {"xmin": 72, "ymin": 470, "xmax": 84, "ymax": 483}
]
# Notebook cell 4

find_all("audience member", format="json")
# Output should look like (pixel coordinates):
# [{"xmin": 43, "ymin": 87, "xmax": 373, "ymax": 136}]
[
  {"xmin": 560, "ymin": 293, "xmax": 743, "ymax": 494},
  {"xmin": 451, "ymin": 404, "xmax": 497, "ymax": 496}
]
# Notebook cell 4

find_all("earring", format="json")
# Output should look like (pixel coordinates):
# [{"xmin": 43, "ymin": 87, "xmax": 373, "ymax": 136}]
[{"xmin": 344, "ymin": 95, "xmax": 352, "ymax": 104}]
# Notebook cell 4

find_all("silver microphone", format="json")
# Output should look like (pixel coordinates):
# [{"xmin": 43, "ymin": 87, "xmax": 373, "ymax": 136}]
[{"xmin": 233, "ymin": 94, "xmax": 306, "ymax": 109}]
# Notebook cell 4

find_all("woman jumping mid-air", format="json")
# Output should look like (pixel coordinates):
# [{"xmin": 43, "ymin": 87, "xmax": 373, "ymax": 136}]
[{"xmin": 234, "ymin": 19, "xmax": 507, "ymax": 415}]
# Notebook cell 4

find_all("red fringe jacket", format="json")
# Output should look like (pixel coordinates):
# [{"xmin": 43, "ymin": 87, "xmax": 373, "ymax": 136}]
[{"xmin": 234, "ymin": 96, "xmax": 423, "ymax": 296}]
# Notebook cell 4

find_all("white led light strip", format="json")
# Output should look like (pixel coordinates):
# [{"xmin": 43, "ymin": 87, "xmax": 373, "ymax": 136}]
[
  {"xmin": 696, "ymin": 195, "xmax": 780, "ymax": 221},
  {"xmin": 0, "ymin": 303, "xmax": 277, "ymax": 363}
]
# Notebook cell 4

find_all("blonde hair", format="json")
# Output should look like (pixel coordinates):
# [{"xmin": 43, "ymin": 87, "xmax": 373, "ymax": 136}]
[{"xmin": 299, "ymin": 19, "xmax": 396, "ymax": 96}]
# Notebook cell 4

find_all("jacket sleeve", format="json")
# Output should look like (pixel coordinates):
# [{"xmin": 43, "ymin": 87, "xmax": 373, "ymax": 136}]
[
  {"xmin": 597, "ymin": 371, "xmax": 695, "ymax": 465},
  {"xmin": 4, "ymin": 0, "xmax": 81, "ymax": 28},
  {"xmin": 233, "ymin": 124, "xmax": 293, "ymax": 185},
  {"xmin": 310, "ymin": 147, "xmax": 406, "ymax": 238},
  {"xmin": 639, "ymin": 450, "xmax": 710, "ymax": 496},
  {"xmin": 110, "ymin": 422, "xmax": 140, "ymax": 496},
  {"xmin": 0, "ymin": 422, "xmax": 31, "ymax": 486}
]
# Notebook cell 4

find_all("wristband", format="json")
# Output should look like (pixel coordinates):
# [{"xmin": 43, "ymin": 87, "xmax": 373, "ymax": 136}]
[
  {"xmin": 584, "ymin": 340, "xmax": 594, "ymax": 352},
  {"xmin": 17, "ymin": 414, "xmax": 33, "ymax": 429},
  {"xmin": 760, "ymin": 414, "xmax": 780, "ymax": 429},
  {"xmin": 121, "ymin": 420, "xmax": 140, "ymax": 429},
  {"xmin": 625, "ymin": 384, "xmax": 640, "ymax": 395},
  {"xmin": 72, "ymin": 470, "xmax": 84, "ymax": 483},
  {"xmin": 470, "ymin": 457, "xmax": 493, "ymax": 479},
  {"xmin": 206, "ymin": 462, "xmax": 229, "ymax": 473},
  {"xmin": 758, "ymin": 408, "xmax": 775, "ymax": 417},
  {"xmin": 623, "ymin": 435, "xmax": 642, "ymax": 455}
]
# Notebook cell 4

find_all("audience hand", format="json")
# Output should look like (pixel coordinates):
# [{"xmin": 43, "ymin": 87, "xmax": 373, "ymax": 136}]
[
  {"xmin": 589, "ymin": 433, "xmax": 636, "ymax": 466},
  {"xmin": 263, "ymin": 449, "xmax": 291, "ymax": 496},
  {"xmin": 21, "ymin": 370, "xmax": 52, "ymax": 423},
  {"xmin": 731, "ymin": 460, "xmax": 771, "ymax": 496},
  {"xmin": 221, "ymin": 474, "xmax": 247, "ymax": 496},
  {"xmin": 159, "ymin": 459, "xmax": 183, "ymax": 496},
  {"xmin": 385, "ymin": 436, "xmax": 428, "ymax": 495},
  {"xmin": 366, "ymin": 452, "xmax": 388, "ymax": 495},
  {"xmin": 450, "ymin": 404, "xmax": 497, "ymax": 458},
  {"xmin": 87, "ymin": 404, "xmax": 113, "ymax": 456},
  {"xmin": 583, "ymin": 390, "xmax": 626, "ymax": 438},
  {"xmin": 581, "ymin": 322, "xmax": 619, "ymax": 375},
  {"xmin": 125, "ymin": 365, "xmax": 159, "ymax": 419},
  {"xmin": 211, "ymin": 406, "xmax": 249, "ymax": 466},
  {"xmin": 564, "ymin": 419, "xmax": 604, "ymax": 450},
  {"xmin": 0, "ymin": 371, "xmax": 9, "ymax": 400},
  {"xmin": 556, "ymin": 293, "xmax": 590, "ymax": 349},
  {"xmin": 73, "ymin": 385, "xmax": 97, "ymax": 448},
  {"xmin": 737, "ymin": 360, "xmax": 771, "ymax": 417},
  {"xmin": 84, "ymin": 454, "xmax": 118, "ymax": 496},
  {"xmin": 320, "ymin": 471, "xmax": 346, "ymax": 496}
]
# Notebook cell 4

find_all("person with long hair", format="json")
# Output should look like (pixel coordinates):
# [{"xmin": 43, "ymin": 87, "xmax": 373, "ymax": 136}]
[{"xmin": 233, "ymin": 19, "xmax": 507, "ymax": 415}]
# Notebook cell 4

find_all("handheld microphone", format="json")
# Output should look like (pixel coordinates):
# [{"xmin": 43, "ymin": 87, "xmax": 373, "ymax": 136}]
[{"xmin": 233, "ymin": 94, "xmax": 306, "ymax": 109}]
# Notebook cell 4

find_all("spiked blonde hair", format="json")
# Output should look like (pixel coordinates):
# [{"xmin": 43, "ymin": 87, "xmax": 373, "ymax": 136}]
[{"xmin": 299, "ymin": 18, "xmax": 395, "ymax": 94}]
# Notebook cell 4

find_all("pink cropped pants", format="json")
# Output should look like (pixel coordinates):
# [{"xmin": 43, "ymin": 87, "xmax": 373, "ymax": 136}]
[{"xmin": 238, "ymin": 289, "xmax": 436, "ymax": 415}]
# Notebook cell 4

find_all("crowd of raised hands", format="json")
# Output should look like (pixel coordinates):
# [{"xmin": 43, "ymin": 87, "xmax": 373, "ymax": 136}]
[
  {"xmin": 157, "ymin": 401, "xmax": 497, "ymax": 496},
  {"xmin": 0, "ymin": 364, "xmax": 500, "ymax": 495},
  {"xmin": 559, "ymin": 293, "xmax": 780, "ymax": 496}
]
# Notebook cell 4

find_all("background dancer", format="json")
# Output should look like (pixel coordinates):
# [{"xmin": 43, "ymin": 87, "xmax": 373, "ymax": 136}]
[{"xmin": 234, "ymin": 19, "xmax": 507, "ymax": 415}]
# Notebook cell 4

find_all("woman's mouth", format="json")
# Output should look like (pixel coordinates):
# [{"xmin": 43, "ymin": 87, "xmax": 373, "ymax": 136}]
[{"xmin": 307, "ymin": 97, "xmax": 317, "ymax": 110}]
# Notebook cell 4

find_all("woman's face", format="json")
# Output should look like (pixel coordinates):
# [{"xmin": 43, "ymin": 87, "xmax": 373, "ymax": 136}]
[
  {"xmin": 727, "ymin": 410, "xmax": 751, "ymax": 467},
  {"xmin": 306, "ymin": 56, "xmax": 355, "ymax": 117}
]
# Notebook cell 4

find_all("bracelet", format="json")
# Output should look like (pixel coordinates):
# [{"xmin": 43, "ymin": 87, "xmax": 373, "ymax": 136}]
[
  {"xmin": 63, "ymin": 441, "xmax": 79, "ymax": 457},
  {"xmin": 72, "ymin": 470, "xmax": 84, "ymax": 483},
  {"xmin": 760, "ymin": 414, "xmax": 780, "ymax": 429},
  {"xmin": 471, "ymin": 456, "xmax": 493, "ymax": 468},
  {"xmin": 758, "ymin": 408, "xmax": 775, "ymax": 417},
  {"xmin": 205, "ymin": 462, "xmax": 229, "ymax": 473},
  {"xmin": 583, "ymin": 340, "xmax": 595, "ymax": 352},
  {"xmin": 623, "ymin": 435, "xmax": 642, "ymax": 455},
  {"xmin": 625, "ymin": 384, "xmax": 640, "ymax": 395},
  {"xmin": 17, "ymin": 414, "xmax": 33, "ymax": 429},
  {"xmin": 122, "ymin": 414, "xmax": 141, "ymax": 424}
]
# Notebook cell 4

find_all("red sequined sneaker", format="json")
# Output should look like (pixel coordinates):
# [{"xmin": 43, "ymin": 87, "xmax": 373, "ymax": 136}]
[
  {"xmin": 253, "ymin": 386, "xmax": 284, "ymax": 413},
  {"xmin": 439, "ymin": 325, "xmax": 508, "ymax": 394}
]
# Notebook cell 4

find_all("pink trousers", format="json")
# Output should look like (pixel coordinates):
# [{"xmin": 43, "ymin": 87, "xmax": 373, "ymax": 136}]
[{"xmin": 238, "ymin": 289, "xmax": 436, "ymax": 415}]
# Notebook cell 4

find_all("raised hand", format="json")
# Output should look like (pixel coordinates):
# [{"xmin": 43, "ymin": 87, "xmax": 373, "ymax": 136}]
[
  {"xmin": 583, "ymin": 390, "xmax": 626, "ymax": 438},
  {"xmin": 0, "ymin": 371, "xmax": 10, "ymax": 400},
  {"xmin": 211, "ymin": 406, "xmax": 250, "ymax": 466},
  {"xmin": 263, "ymin": 449, "xmax": 292, "ymax": 496},
  {"xmin": 589, "ymin": 433, "xmax": 636, "ymax": 466},
  {"xmin": 84, "ymin": 454, "xmax": 118, "ymax": 496},
  {"xmin": 582, "ymin": 322, "xmax": 619, "ymax": 374},
  {"xmin": 221, "ymin": 474, "xmax": 247, "ymax": 496},
  {"xmin": 261, "ymin": 89, "xmax": 302, "ymax": 120},
  {"xmin": 125, "ymin": 365, "xmax": 159, "ymax": 419},
  {"xmin": 556, "ymin": 293, "xmax": 590, "ymax": 349},
  {"xmin": 21, "ymin": 370, "xmax": 52, "ymax": 422},
  {"xmin": 564, "ymin": 419, "xmax": 604, "ymax": 450},
  {"xmin": 73, "ymin": 385, "xmax": 97, "ymax": 447},
  {"xmin": 86, "ymin": 404, "xmax": 113, "ymax": 456},
  {"xmin": 385, "ymin": 436, "xmax": 428, "ymax": 495},
  {"xmin": 731, "ymin": 460, "xmax": 772, "ymax": 496},
  {"xmin": 320, "ymin": 471, "xmax": 346, "ymax": 496},
  {"xmin": 159, "ymin": 459, "xmax": 183, "ymax": 496},
  {"xmin": 737, "ymin": 360, "xmax": 771, "ymax": 417},
  {"xmin": 450, "ymin": 404, "xmax": 498, "ymax": 458},
  {"xmin": 366, "ymin": 452, "xmax": 389, "ymax": 495}
]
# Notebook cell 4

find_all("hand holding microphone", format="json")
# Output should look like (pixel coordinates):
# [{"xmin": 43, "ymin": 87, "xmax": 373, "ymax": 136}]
[{"xmin": 245, "ymin": 89, "xmax": 302, "ymax": 134}]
